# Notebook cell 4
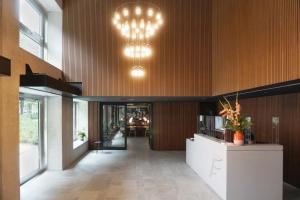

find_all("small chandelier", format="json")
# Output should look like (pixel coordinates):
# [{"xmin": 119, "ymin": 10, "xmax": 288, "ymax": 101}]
[
  {"xmin": 112, "ymin": 3, "xmax": 163, "ymax": 41},
  {"xmin": 131, "ymin": 66, "xmax": 145, "ymax": 78}
]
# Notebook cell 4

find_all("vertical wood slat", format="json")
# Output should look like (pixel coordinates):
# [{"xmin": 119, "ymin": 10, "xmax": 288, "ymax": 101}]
[
  {"xmin": 212, "ymin": 0, "xmax": 300, "ymax": 96},
  {"xmin": 62, "ymin": 0, "xmax": 212, "ymax": 96},
  {"xmin": 152, "ymin": 102, "xmax": 198, "ymax": 150}
]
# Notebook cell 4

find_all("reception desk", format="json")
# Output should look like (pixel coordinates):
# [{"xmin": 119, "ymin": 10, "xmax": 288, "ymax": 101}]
[{"xmin": 186, "ymin": 134, "xmax": 283, "ymax": 200}]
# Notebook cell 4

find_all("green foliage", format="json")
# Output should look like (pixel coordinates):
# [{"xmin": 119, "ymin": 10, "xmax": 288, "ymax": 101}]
[
  {"xmin": 225, "ymin": 116, "xmax": 252, "ymax": 132},
  {"xmin": 77, "ymin": 131, "xmax": 86, "ymax": 140},
  {"xmin": 19, "ymin": 113, "xmax": 39, "ymax": 144}
]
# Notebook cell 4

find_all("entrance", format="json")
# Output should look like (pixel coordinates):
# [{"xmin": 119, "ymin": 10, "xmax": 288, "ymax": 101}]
[
  {"xmin": 19, "ymin": 95, "xmax": 46, "ymax": 184},
  {"xmin": 100, "ymin": 103, "xmax": 152, "ymax": 150}
]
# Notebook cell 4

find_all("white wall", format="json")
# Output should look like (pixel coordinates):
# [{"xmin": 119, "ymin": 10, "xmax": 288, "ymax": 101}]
[
  {"xmin": 47, "ymin": 97, "xmax": 64, "ymax": 170},
  {"xmin": 47, "ymin": 97, "xmax": 88, "ymax": 170},
  {"xmin": 62, "ymin": 97, "xmax": 88, "ymax": 169}
]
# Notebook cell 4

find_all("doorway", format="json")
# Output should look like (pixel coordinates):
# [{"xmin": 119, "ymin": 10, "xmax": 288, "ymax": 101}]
[
  {"xmin": 100, "ymin": 103, "xmax": 152, "ymax": 150},
  {"xmin": 19, "ymin": 95, "xmax": 46, "ymax": 184}
]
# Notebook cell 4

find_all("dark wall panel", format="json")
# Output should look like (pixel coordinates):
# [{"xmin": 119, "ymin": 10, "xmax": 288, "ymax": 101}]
[
  {"xmin": 152, "ymin": 102, "xmax": 198, "ymax": 150},
  {"xmin": 239, "ymin": 94, "xmax": 300, "ymax": 188},
  {"xmin": 88, "ymin": 102, "xmax": 101, "ymax": 149}
]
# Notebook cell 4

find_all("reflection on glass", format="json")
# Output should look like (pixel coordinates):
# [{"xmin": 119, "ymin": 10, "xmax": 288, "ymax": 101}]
[
  {"xmin": 272, "ymin": 116, "xmax": 280, "ymax": 144},
  {"xmin": 19, "ymin": 98, "xmax": 40, "ymax": 182},
  {"xmin": 102, "ymin": 105, "xmax": 126, "ymax": 148},
  {"xmin": 19, "ymin": 32, "xmax": 42, "ymax": 57},
  {"xmin": 20, "ymin": 0, "xmax": 42, "ymax": 35}
]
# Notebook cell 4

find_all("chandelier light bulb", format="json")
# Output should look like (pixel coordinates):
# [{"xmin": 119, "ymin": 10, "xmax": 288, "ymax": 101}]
[
  {"xmin": 115, "ymin": 13, "xmax": 120, "ymax": 20},
  {"xmin": 124, "ymin": 45, "xmax": 152, "ymax": 58},
  {"xmin": 123, "ymin": 8, "xmax": 129, "ymax": 17},
  {"xmin": 135, "ymin": 7, "xmax": 142, "ymax": 15},
  {"xmin": 156, "ymin": 13, "xmax": 161, "ymax": 20},
  {"xmin": 131, "ymin": 20, "xmax": 136, "ymax": 28},
  {"xmin": 112, "ymin": 4, "xmax": 163, "ymax": 41},
  {"xmin": 148, "ymin": 9, "xmax": 154, "ymax": 17}
]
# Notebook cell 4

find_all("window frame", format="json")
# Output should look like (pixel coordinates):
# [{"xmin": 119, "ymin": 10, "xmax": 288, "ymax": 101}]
[
  {"xmin": 19, "ymin": 94, "xmax": 47, "ymax": 185},
  {"xmin": 19, "ymin": 0, "xmax": 47, "ymax": 59},
  {"xmin": 73, "ymin": 101, "xmax": 79, "ymax": 142}
]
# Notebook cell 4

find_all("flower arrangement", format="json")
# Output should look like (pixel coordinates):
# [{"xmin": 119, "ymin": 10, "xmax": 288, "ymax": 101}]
[
  {"xmin": 219, "ymin": 94, "xmax": 251, "ymax": 132},
  {"xmin": 219, "ymin": 94, "xmax": 252, "ymax": 145}
]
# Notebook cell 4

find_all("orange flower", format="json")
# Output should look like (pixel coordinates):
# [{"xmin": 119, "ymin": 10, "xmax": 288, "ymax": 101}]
[{"xmin": 236, "ymin": 103, "xmax": 241, "ymax": 114}]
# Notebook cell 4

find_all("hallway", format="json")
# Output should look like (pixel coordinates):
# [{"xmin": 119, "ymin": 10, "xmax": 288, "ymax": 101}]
[{"xmin": 21, "ymin": 137, "xmax": 220, "ymax": 200}]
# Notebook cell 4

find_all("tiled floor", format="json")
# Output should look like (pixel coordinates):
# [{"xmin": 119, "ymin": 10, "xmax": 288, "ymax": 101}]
[{"xmin": 21, "ymin": 137, "xmax": 300, "ymax": 200}]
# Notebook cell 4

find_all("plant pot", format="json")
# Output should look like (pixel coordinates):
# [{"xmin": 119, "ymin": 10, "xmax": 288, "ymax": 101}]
[{"xmin": 233, "ymin": 131, "xmax": 244, "ymax": 146}]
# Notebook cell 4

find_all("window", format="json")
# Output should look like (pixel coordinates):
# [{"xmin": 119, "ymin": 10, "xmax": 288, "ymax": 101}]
[
  {"xmin": 73, "ymin": 100, "xmax": 88, "ymax": 148},
  {"xmin": 19, "ymin": 0, "xmax": 46, "ymax": 59}
]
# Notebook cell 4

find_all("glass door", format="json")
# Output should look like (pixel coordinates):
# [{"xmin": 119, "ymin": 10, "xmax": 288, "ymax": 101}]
[
  {"xmin": 19, "ymin": 96, "xmax": 46, "ymax": 184},
  {"xmin": 101, "ymin": 104, "xmax": 127, "ymax": 150}
]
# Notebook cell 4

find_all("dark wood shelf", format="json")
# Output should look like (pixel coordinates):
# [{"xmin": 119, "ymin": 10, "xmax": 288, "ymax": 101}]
[{"xmin": 0, "ymin": 55, "xmax": 11, "ymax": 76}]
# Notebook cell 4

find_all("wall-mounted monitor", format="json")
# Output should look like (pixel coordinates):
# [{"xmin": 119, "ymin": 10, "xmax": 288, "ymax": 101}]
[{"xmin": 215, "ymin": 116, "xmax": 225, "ymax": 132}]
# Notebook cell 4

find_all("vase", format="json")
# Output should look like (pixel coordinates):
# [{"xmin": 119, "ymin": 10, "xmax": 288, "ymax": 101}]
[{"xmin": 234, "ymin": 131, "xmax": 244, "ymax": 146}]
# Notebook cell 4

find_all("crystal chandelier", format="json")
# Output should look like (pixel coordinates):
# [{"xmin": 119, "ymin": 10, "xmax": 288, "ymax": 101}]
[
  {"xmin": 112, "ymin": 3, "xmax": 163, "ymax": 41},
  {"xmin": 112, "ymin": 2, "xmax": 163, "ymax": 78}
]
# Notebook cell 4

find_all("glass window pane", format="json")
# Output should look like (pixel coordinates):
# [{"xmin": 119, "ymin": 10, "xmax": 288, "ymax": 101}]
[
  {"xmin": 19, "ymin": 98, "xmax": 40, "ymax": 182},
  {"xmin": 20, "ymin": 32, "xmax": 42, "ymax": 58},
  {"xmin": 19, "ymin": 0, "xmax": 42, "ymax": 35},
  {"xmin": 73, "ymin": 100, "xmax": 88, "ymax": 148}
]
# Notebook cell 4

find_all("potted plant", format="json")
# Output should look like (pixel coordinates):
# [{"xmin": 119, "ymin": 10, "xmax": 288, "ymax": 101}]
[
  {"xmin": 77, "ymin": 131, "xmax": 86, "ymax": 141},
  {"xmin": 219, "ymin": 94, "xmax": 252, "ymax": 145}
]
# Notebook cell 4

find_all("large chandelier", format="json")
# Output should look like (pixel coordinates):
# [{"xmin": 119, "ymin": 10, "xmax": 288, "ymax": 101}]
[
  {"xmin": 112, "ymin": 2, "xmax": 164, "ymax": 78},
  {"xmin": 112, "ymin": 3, "xmax": 163, "ymax": 41}
]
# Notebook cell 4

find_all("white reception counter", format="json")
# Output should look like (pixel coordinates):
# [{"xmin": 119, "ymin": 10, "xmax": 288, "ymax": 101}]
[{"xmin": 186, "ymin": 133, "xmax": 283, "ymax": 200}]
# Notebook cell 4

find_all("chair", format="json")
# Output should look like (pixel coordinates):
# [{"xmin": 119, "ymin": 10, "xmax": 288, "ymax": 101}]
[{"xmin": 94, "ymin": 140, "xmax": 103, "ymax": 153}]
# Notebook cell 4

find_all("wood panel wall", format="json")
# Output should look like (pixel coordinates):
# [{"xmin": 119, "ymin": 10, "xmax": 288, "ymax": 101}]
[
  {"xmin": 152, "ymin": 102, "xmax": 198, "ymax": 150},
  {"xmin": 239, "ymin": 94, "xmax": 300, "ymax": 188},
  {"xmin": 62, "ymin": 0, "xmax": 212, "ymax": 96},
  {"xmin": 88, "ymin": 102, "xmax": 101, "ymax": 149},
  {"xmin": 212, "ymin": 0, "xmax": 300, "ymax": 95}
]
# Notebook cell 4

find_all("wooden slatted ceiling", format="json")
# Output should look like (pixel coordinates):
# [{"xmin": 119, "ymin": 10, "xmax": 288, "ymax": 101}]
[
  {"xmin": 212, "ymin": 0, "xmax": 300, "ymax": 96},
  {"xmin": 62, "ymin": 0, "xmax": 212, "ymax": 96}
]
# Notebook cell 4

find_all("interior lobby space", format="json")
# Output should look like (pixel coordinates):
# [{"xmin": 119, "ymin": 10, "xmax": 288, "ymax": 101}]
[
  {"xmin": 21, "ymin": 137, "xmax": 221, "ymax": 200},
  {"xmin": 1, "ymin": 0, "xmax": 300, "ymax": 200}
]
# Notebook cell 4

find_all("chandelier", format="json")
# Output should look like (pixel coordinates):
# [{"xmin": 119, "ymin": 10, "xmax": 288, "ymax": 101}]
[
  {"xmin": 130, "ymin": 65, "xmax": 145, "ymax": 78},
  {"xmin": 112, "ymin": 2, "xmax": 163, "ymax": 78},
  {"xmin": 124, "ymin": 44, "xmax": 152, "ymax": 58},
  {"xmin": 112, "ymin": 3, "xmax": 163, "ymax": 41}
]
